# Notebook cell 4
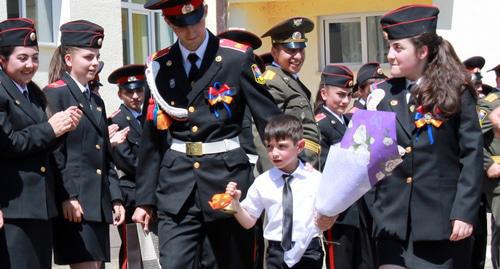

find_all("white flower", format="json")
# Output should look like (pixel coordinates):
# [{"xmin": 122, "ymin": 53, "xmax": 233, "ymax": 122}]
[
  {"xmin": 376, "ymin": 172, "xmax": 385, "ymax": 181},
  {"xmin": 383, "ymin": 137, "xmax": 394, "ymax": 146},
  {"xmin": 353, "ymin": 125, "xmax": 368, "ymax": 145},
  {"xmin": 384, "ymin": 158, "xmax": 403, "ymax": 173}
]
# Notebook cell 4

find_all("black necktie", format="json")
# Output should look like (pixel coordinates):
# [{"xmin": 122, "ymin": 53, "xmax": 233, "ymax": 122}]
[
  {"xmin": 187, "ymin": 53, "xmax": 199, "ymax": 83},
  {"xmin": 281, "ymin": 174, "xmax": 293, "ymax": 250},
  {"xmin": 22, "ymin": 90, "xmax": 30, "ymax": 102},
  {"xmin": 84, "ymin": 88, "xmax": 92, "ymax": 109}
]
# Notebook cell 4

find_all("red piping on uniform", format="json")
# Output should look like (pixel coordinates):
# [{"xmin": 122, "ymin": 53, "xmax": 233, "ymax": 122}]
[
  {"xmin": 327, "ymin": 229, "xmax": 335, "ymax": 269},
  {"xmin": 121, "ymin": 224, "xmax": 128, "ymax": 269}
]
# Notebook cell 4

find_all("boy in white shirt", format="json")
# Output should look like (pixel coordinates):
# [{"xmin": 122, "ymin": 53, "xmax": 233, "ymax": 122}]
[{"xmin": 226, "ymin": 114, "xmax": 335, "ymax": 269}]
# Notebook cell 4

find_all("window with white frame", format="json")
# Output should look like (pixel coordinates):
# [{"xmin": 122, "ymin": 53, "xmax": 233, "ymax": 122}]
[
  {"xmin": 7, "ymin": 0, "xmax": 56, "ymax": 43},
  {"xmin": 121, "ymin": 0, "xmax": 176, "ymax": 65},
  {"xmin": 320, "ymin": 14, "xmax": 388, "ymax": 68}
]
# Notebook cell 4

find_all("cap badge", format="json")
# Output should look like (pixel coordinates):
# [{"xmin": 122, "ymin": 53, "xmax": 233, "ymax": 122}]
[
  {"xmin": 29, "ymin": 32, "xmax": 37, "ymax": 41},
  {"xmin": 97, "ymin": 38, "xmax": 103, "ymax": 46},
  {"xmin": 348, "ymin": 80, "xmax": 353, "ymax": 87},
  {"xmin": 382, "ymin": 31, "xmax": 389, "ymax": 40},
  {"xmin": 128, "ymin": 76, "xmax": 137, "ymax": 82},
  {"xmin": 293, "ymin": 18, "xmax": 303, "ymax": 27},
  {"xmin": 377, "ymin": 68, "xmax": 383, "ymax": 75},
  {"xmin": 182, "ymin": 4, "xmax": 194, "ymax": 14},
  {"xmin": 292, "ymin": 31, "xmax": 302, "ymax": 40}
]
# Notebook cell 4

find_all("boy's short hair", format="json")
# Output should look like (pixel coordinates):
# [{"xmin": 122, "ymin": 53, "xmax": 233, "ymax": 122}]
[{"xmin": 264, "ymin": 114, "xmax": 303, "ymax": 144}]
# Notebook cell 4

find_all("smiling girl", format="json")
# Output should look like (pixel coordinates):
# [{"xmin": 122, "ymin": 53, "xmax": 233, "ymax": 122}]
[
  {"xmin": 367, "ymin": 5, "xmax": 482, "ymax": 269},
  {"xmin": 0, "ymin": 18, "xmax": 81, "ymax": 269},
  {"xmin": 44, "ymin": 20, "xmax": 125, "ymax": 269}
]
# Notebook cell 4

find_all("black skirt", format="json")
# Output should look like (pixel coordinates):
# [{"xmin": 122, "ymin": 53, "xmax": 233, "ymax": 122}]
[
  {"xmin": 0, "ymin": 218, "xmax": 53, "ymax": 269},
  {"xmin": 377, "ymin": 235, "xmax": 472, "ymax": 269},
  {"xmin": 53, "ymin": 217, "xmax": 110, "ymax": 265}
]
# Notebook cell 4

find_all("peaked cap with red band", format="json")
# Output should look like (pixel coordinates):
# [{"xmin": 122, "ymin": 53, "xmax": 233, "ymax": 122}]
[
  {"xmin": 0, "ymin": 18, "xmax": 37, "ymax": 47},
  {"xmin": 60, "ymin": 20, "xmax": 104, "ymax": 48},
  {"xmin": 381, "ymin": 4, "xmax": 439, "ymax": 40},
  {"xmin": 321, "ymin": 64, "xmax": 354, "ymax": 89},
  {"xmin": 217, "ymin": 28, "xmax": 262, "ymax": 50},
  {"xmin": 108, "ymin": 64, "xmax": 146, "ymax": 91},
  {"xmin": 144, "ymin": 0, "xmax": 205, "ymax": 27}
]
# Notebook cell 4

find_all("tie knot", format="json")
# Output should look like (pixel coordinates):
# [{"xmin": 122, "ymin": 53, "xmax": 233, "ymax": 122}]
[
  {"xmin": 282, "ymin": 174, "xmax": 293, "ymax": 182},
  {"xmin": 188, "ymin": 53, "xmax": 199, "ymax": 64}
]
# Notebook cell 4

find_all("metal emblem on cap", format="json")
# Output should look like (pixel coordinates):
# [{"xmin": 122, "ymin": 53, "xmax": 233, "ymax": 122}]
[
  {"xmin": 293, "ymin": 18, "xmax": 303, "ymax": 27},
  {"xmin": 292, "ymin": 32, "xmax": 302, "ymax": 40},
  {"xmin": 382, "ymin": 31, "xmax": 389, "ymax": 40},
  {"xmin": 215, "ymin": 56, "xmax": 222, "ymax": 62},
  {"xmin": 182, "ymin": 4, "xmax": 194, "ymax": 14},
  {"xmin": 97, "ymin": 38, "xmax": 103, "ymax": 46},
  {"xmin": 377, "ymin": 68, "xmax": 383, "ymax": 75},
  {"xmin": 128, "ymin": 76, "xmax": 137, "ymax": 82},
  {"xmin": 29, "ymin": 32, "xmax": 36, "ymax": 41},
  {"xmin": 166, "ymin": 60, "xmax": 172, "ymax": 67},
  {"xmin": 348, "ymin": 80, "xmax": 353, "ymax": 87}
]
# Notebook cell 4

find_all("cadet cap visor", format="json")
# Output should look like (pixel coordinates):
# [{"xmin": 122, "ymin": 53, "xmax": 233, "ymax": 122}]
[
  {"xmin": 380, "ymin": 4, "xmax": 439, "ymax": 40},
  {"xmin": 60, "ymin": 20, "xmax": 104, "ymax": 48},
  {"xmin": 0, "ymin": 18, "xmax": 38, "ymax": 47},
  {"xmin": 488, "ymin": 64, "xmax": 500, "ymax": 77},
  {"xmin": 108, "ymin": 64, "xmax": 146, "ymax": 91},
  {"xmin": 356, "ymin": 62, "xmax": 387, "ymax": 86},
  {"xmin": 463, "ymin": 56, "xmax": 485, "ymax": 71},
  {"xmin": 321, "ymin": 64, "xmax": 354, "ymax": 88},
  {"xmin": 262, "ymin": 17, "xmax": 314, "ymax": 49},
  {"xmin": 144, "ymin": 0, "xmax": 205, "ymax": 27},
  {"xmin": 217, "ymin": 29, "xmax": 262, "ymax": 50}
]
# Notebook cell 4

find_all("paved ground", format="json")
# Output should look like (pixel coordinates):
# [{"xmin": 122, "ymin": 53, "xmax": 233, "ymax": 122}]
[{"xmin": 52, "ymin": 215, "xmax": 496, "ymax": 268}]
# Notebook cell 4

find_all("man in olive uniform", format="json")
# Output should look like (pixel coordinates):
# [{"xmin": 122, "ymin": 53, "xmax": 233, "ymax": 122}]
[
  {"xmin": 488, "ymin": 64, "xmax": 500, "ymax": 91},
  {"xmin": 258, "ymin": 17, "xmax": 321, "ymax": 171},
  {"xmin": 132, "ymin": 0, "xmax": 280, "ymax": 268},
  {"xmin": 479, "ymin": 91, "xmax": 500, "ymax": 269}
]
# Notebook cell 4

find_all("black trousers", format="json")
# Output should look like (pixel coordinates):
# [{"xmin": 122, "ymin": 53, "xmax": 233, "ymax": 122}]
[
  {"xmin": 266, "ymin": 237, "xmax": 324, "ymax": 269},
  {"xmin": 157, "ymin": 188, "xmax": 254, "ymax": 269}
]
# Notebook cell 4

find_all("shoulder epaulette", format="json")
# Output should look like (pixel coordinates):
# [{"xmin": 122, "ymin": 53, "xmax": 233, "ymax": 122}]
[
  {"xmin": 263, "ymin": 70, "xmax": 276, "ymax": 81},
  {"xmin": 315, "ymin": 113, "xmax": 326, "ymax": 122},
  {"xmin": 219, "ymin": 38, "xmax": 249, "ymax": 53},
  {"xmin": 485, "ymin": 93, "xmax": 499, "ymax": 103},
  {"xmin": 151, "ymin": 46, "xmax": 171, "ymax": 60},
  {"xmin": 46, "ymin": 80, "xmax": 66, "ymax": 88}
]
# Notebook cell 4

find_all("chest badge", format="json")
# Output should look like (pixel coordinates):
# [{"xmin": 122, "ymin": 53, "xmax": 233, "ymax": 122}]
[
  {"xmin": 390, "ymin": 100, "xmax": 398, "ymax": 106},
  {"xmin": 166, "ymin": 60, "xmax": 172, "ymax": 67},
  {"xmin": 96, "ymin": 106, "xmax": 102, "ymax": 112}
]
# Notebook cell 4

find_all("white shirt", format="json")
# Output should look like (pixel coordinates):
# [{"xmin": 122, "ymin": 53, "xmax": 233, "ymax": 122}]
[
  {"xmin": 322, "ymin": 105, "xmax": 345, "ymax": 125},
  {"xmin": 12, "ymin": 80, "xmax": 29, "ymax": 97},
  {"xmin": 67, "ymin": 72, "xmax": 89, "ymax": 94},
  {"xmin": 179, "ymin": 29, "xmax": 209, "ymax": 76},
  {"xmin": 241, "ymin": 161, "xmax": 322, "ymax": 242}
]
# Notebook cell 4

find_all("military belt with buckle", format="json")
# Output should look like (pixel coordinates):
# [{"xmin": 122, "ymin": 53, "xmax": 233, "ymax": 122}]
[{"xmin": 171, "ymin": 137, "xmax": 240, "ymax": 156}]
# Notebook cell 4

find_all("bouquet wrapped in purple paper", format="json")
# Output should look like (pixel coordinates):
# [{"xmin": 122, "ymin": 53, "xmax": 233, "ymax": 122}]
[
  {"xmin": 284, "ymin": 109, "xmax": 401, "ymax": 267},
  {"xmin": 315, "ymin": 109, "xmax": 401, "ymax": 216}
]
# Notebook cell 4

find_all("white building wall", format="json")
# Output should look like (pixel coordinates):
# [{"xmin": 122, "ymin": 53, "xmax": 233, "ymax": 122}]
[{"xmin": 435, "ymin": 0, "xmax": 500, "ymax": 86}]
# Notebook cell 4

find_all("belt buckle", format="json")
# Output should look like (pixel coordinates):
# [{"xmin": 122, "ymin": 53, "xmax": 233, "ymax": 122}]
[{"xmin": 186, "ymin": 142, "xmax": 203, "ymax": 156}]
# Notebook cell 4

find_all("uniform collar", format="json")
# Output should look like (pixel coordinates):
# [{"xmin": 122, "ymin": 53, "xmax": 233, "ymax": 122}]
[
  {"xmin": 322, "ymin": 105, "xmax": 345, "ymax": 124},
  {"xmin": 12, "ymin": 80, "xmax": 28, "ymax": 95},
  {"xmin": 270, "ymin": 161, "xmax": 306, "ymax": 181},
  {"xmin": 67, "ymin": 72, "xmax": 89, "ymax": 93},
  {"xmin": 272, "ymin": 61, "xmax": 299, "ymax": 80},
  {"xmin": 124, "ymin": 104, "xmax": 141, "ymax": 119}
]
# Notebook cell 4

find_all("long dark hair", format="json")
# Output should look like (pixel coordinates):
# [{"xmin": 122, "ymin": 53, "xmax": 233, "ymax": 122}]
[
  {"xmin": 48, "ymin": 45, "xmax": 77, "ymax": 83},
  {"xmin": 313, "ymin": 84, "xmax": 325, "ymax": 114},
  {"xmin": 411, "ymin": 32, "xmax": 474, "ymax": 118}
]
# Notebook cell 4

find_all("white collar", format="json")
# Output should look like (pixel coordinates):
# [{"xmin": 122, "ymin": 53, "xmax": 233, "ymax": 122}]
[
  {"xmin": 270, "ymin": 161, "xmax": 306, "ymax": 181},
  {"xmin": 67, "ymin": 72, "xmax": 89, "ymax": 93},
  {"xmin": 12, "ymin": 80, "xmax": 28, "ymax": 95},
  {"xmin": 322, "ymin": 105, "xmax": 345, "ymax": 124},
  {"xmin": 179, "ymin": 29, "xmax": 209, "ymax": 66}
]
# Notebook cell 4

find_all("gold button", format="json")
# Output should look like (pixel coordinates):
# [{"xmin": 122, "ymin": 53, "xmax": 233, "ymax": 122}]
[
  {"xmin": 96, "ymin": 169, "xmax": 102, "ymax": 175},
  {"xmin": 95, "ymin": 144, "xmax": 101, "ymax": 150},
  {"xmin": 406, "ymin": 177, "xmax": 413, "ymax": 184},
  {"xmin": 405, "ymin": 147, "xmax": 412, "ymax": 154},
  {"xmin": 40, "ymin": 166, "xmax": 46, "ymax": 173},
  {"xmin": 188, "ymin": 106, "xmax": 195, "ymax": 113},
  {"xmin": 170, "ymin": 101, "xmax": 175, "ymax": 105},
  {"xmin": 193, "ymin": 162, "xmax": 200, "ymax": 169},
  {"xmin": 191, "ymin": 126, "xmax": 198, "ymax": 133}
]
